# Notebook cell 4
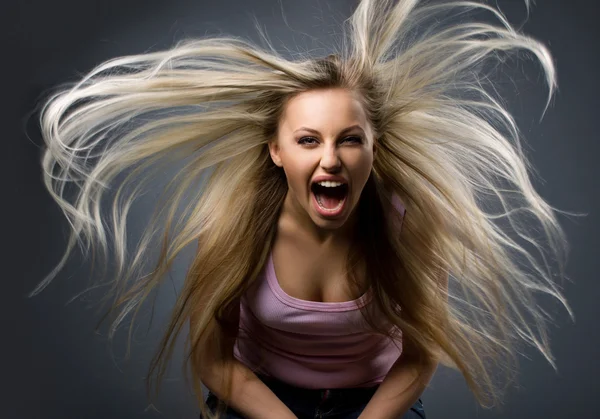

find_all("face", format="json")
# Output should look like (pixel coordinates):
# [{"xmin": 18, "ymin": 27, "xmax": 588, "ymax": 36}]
[{"xmin": 269, "ymin": 88, "xmax": 376, "ymax": 231}]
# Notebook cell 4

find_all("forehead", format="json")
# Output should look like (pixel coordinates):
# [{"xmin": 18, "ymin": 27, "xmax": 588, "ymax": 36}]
[{"xmin": 279, "ymin": 88, "xmax": 370, "ymax": 133}]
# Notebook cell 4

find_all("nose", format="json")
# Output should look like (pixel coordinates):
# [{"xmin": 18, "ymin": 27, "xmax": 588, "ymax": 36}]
[{"xmin": 319, "ymin": 143, "xmax": 341, "ymax": 172}]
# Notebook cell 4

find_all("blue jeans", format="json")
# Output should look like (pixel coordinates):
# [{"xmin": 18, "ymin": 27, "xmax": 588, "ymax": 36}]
[{"xmin": 200, "ymin": 374, "xmax": 426, "ymax": 419}]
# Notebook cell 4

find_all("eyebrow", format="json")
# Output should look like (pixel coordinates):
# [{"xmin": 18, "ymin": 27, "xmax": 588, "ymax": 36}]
[{"xmin": 293, "ymin": 124, "xmax": 365, "ymax": 136}]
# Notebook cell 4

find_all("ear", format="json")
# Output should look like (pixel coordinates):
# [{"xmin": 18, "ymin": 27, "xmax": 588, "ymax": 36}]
[{"xmin": 268, "ymin": 140, "xmax": 283, "ymax": 167}]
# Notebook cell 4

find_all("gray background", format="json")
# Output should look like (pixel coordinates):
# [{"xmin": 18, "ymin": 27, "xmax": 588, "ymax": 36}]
[{"xmin": 5, "ymin": 0, "xmax": 599, "ymax": 418}]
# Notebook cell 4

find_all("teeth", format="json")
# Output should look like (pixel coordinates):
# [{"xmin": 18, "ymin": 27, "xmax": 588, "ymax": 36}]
[{"xmin": 316, "ymin": 181, "xmax": 344, "ymax": 188}]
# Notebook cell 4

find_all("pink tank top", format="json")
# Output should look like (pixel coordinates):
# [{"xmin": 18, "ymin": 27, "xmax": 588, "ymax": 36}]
[{"xmin": 233, "ymin": 197, "xmax": 406, "ymax": 389}]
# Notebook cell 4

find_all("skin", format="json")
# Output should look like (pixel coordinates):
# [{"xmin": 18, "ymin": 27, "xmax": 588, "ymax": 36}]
[
  {"xmin": 200, "ymin": 89, "xmax": 438, "ymax": 419},
  {"xmin": 266, "ymin": 88, "xmax": 438, "ymax": 419},
  {"xmin": 268, "ymin": 87, "xmax": 377, "ymax": 243}
]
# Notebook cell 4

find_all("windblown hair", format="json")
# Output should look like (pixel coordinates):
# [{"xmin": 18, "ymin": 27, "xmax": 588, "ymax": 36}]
[{"xmin": 32, "ymin": 0, "xmax": 571, "ymax": 416}]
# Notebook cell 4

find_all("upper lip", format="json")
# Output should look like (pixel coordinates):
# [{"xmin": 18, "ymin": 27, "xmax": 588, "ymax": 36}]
[{"xmin": 311, "ymin": 175, "xmax": 348, "ymax": 185}]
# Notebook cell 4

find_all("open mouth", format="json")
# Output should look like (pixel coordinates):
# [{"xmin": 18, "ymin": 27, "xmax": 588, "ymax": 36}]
[{"xmin": 311, "ymin": 181, "xmax": 349, "ymax": 213}]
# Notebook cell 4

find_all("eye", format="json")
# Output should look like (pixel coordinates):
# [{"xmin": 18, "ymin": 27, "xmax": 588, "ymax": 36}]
[
  {"xmin": 298, "ymin": 136, "xmax": 318, "ymax": 145},
  {"xmin": 341, "ymin": 136, "xmax": 363, "ymax": 144}
]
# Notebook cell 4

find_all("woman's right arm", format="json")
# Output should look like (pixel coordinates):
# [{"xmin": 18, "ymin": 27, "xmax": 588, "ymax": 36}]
[
  {"xmin": 200, "ymin": 358, "xmax": 297, "ymax": 419},
  {"xmin": 193, "ymin": 305, "xmax": 297, "ymax": 419}
]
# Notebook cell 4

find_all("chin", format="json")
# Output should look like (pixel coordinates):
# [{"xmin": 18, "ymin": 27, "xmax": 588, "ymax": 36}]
[{"xmin": 312, "ymin": 216, "xmax": 348, "ymax": 230}]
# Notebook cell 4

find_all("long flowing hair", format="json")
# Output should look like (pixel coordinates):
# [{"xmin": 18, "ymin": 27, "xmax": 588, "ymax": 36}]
[{"xmin": 31, "ymin": 0, "xmax": 572, "ymax": 416}]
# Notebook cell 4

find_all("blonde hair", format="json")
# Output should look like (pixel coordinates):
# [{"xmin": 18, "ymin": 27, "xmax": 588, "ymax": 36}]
[{"xmin": 32, "ymin": 0, "xmax": 572, "ymax": 416}]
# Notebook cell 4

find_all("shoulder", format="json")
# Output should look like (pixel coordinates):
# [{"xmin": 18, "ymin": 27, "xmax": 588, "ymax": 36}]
[
  {"xmin": 391, "ymin": 194, "xmax": 406, "ymax": 215},
  {"xmin": 389, "ymin": 193, "xmax": 407, "ymax": 231}
]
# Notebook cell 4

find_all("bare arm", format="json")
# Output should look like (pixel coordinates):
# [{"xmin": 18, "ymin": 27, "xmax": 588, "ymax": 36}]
[
  {"xmin": 192, "ymin": 301, "xmax": 297, "ymax": 419},
  {"xmin": 357, "ymin": 350, "xmax": 437, "ymax": 419},
  {"xmin": 358, "ymin": 272, "xmax": 448, "ymax": 419},
  {"xmin": 200, "ymin": 357, "xmax": 298, "ymax": 419}
]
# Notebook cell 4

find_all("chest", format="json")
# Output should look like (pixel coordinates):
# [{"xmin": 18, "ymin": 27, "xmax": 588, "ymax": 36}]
[{"xmin": 271, "ymin": 239, "xmax": 368, "ymax": 304}]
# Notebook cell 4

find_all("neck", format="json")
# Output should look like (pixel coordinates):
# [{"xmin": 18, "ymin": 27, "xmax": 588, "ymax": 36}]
[{"xmin": 281, "ymin": 191, "xmax": 359, "ymax": 246}]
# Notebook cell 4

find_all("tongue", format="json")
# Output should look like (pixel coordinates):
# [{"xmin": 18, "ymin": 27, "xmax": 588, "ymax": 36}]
[
  {"xmin": 316, "ymin": 193, "xmax": 342, "ymax": 209},
  {"xmin": 314, "ymin": 185, "xmax": 347, "ymax": 210}
]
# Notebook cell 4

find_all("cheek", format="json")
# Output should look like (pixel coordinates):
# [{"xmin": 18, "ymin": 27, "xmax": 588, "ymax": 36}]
[
  {"xmin": 281, "ymin": 158, "xmax": 312, "ymax": 191},
  {"xmin": 347, "ymin": 151, "xmax": 374, "ymax": 176}
]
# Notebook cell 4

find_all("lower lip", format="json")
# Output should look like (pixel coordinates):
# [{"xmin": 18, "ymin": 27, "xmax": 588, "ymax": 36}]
[{"xmin": 311, "ymin": 191, "xmax": 347, "ymax": 218}]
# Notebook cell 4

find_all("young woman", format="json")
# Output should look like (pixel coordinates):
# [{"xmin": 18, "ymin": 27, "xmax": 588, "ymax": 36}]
[{"xmin": 31, "ymin": 0, "xmax": 571, "ymax": 418}]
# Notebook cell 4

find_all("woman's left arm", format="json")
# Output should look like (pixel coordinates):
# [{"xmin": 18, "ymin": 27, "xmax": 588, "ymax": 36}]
[
  {"xmin": 358, "ymin": 350, "xmax": 438, "ymax": 419},
  {"xmin": 359, "ymin": 270, "xmax": 448, "ymax": 419}
]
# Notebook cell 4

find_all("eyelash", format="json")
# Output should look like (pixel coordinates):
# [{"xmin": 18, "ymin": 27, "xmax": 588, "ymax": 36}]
[{"xmin": 298, "ymin": 136, "xmax": 363, "ymax": 145}]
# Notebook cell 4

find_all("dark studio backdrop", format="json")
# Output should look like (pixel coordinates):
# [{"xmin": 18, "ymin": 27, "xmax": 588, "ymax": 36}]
[{"xmin": 4, "ymin": 0, "xmax": 599, "ymax": 418}]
